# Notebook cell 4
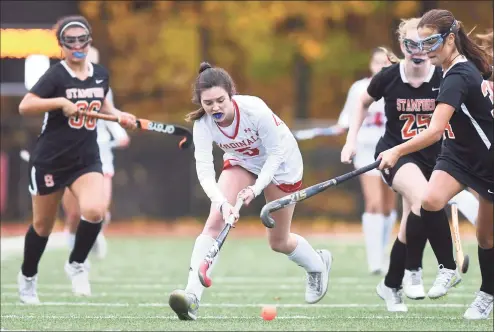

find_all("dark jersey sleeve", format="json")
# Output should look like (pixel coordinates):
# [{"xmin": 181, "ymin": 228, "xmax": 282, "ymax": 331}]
[
  {"xmin": 436, "ymin": 73, "xmax": 468, "ymax": 110},
  {"xmin": 29, "ymin": 67, "xmax": 58, "ymax": 98},
  {"xmin": 367, "ymin": 68, "xmax": 386, "ymax": 101}
]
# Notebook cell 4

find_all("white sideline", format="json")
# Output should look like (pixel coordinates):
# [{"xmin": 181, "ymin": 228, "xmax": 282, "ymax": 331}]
[
  {"xmin": 0, "ymin": 301, "xmax": 469, "ymax": 308},
  {"xmin": 1, "ymin": 314, "xmax": 465, "ymax": 320}
]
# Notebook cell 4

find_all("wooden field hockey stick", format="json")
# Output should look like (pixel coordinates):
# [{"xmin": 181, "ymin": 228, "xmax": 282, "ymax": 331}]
[
  {"xmin": 451, "ymin": 203, "xmax": 470, "ymax": 273},
  {"xmin": 198, "ymin": 198, "xmax": 244, "ymax": 288},
  {"xmin": 77, "ymin": 111, "xmax": 193, "ymax": 149},
  {"xmin": 260, "ymin": 160, "xmax": 381, "ymax": 228}
]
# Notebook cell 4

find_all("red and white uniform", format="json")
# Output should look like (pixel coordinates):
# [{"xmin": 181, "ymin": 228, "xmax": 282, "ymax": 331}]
[
  {"xmin": 193, "ymin": 95, "xmax": 303, "ymax": 210},
  {"xmin": 337, "ymin": 78, "xmax": 386, "ymax": 175},
  {"xmin": 96, "ymin": 88, "xmax": 129, "ymax": 177}
]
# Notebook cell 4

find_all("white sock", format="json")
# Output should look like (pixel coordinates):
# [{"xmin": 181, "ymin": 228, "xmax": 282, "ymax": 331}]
[
  {"xmin": 185, "ymin": 234, "xmax": 217, "ymax": 301},
  {"xmin": 362, "ymin": 212, "xmax": 385, "ymax": 272},
  {"xmin": 287, "ymin": 234, "xmax": 324, "ymax": 272},
  {"xmin": 382, "ymin": 210, "xmax": 397, "ymax": 251},
  {"xmin": 66, "ymin": 232, "xmax": 76, "ymax": 251},
  {"xmin": 449, "ymin": 190, "xmax": 479, "ymax": 226}
]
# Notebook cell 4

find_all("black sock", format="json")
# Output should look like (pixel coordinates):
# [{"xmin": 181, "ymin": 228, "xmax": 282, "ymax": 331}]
[
  {"xmin": 69, "ymin": 219, "xmax": 102, "ymax": 264},
  {"xmin": 405, "ymin": 212, "xmax": 428, "ymax": 270},
  {"xmin": 384, "ymin": 238, "xmax": 407, "ymax": 289},
  {"xmin": 21, "ymin": 225, "xmax": 49, "ymax": 277},
  {"xmin": 420, "ymin": 207, "xmax": 456, "ymax": 270},
  {"xmin": 479, "ymin": 246, "xmax": 494, "ymax": 296}
]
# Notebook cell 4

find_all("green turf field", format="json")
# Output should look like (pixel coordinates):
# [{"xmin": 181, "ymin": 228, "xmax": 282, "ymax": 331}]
[{"xmin": 1, "ymin": 236, "xmax": 493, "ymax": 331}]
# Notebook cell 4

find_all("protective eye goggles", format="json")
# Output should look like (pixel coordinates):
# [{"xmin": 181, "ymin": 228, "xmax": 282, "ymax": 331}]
[
  {"xmin": 406, "ymin": 20, "xmax": 457, "ymax": 54},
  {"xmin": 61, "ymin": 34, "xmax": 91, "ymax": 50}
]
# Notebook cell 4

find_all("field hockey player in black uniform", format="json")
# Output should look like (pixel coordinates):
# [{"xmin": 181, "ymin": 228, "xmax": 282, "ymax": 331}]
[
  {"xmin": 342, "ymin": 17, "xmax": 463, "ymax": 312},
  {"xmin": 378, "ymin": 9, "xmax": 493, "ymax": 320},
  {"xmin": 17, "ymin": 15, "xmax": 137, "ymax": 304}
]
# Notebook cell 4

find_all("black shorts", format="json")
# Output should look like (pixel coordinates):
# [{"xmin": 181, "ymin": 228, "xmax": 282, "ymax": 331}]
[
  {"xmin": 27, "ymin": 161, "xmax": 102, "ymax": 196},
  {"xmin": 435, "ymin": 156, "xmax": 494, "ymax": 202},
  {"xmin": 375, "ymin": 138, "xmax": 434, "ymax": 187}
]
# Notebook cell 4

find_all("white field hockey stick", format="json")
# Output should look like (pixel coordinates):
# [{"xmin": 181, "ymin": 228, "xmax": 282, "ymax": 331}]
[
  {"xmin": 293, "ymin": 125, "xmax": 344, "ymax": 141},
  {"xmin": 451, "ymin": 203, "xmax": 469, "ymax": 273},
  {"xmin": 198, "ymin": 198, "xmax": 244, "ymax": 288}
]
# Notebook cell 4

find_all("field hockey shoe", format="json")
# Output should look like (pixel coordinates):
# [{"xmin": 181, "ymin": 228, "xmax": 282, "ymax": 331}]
[
  {"xmin": 169, "ymin": 289, "xmax": 199, "ymax": 320},
  {"xmin": 305, "ymin": 249, "xmax": 332, "ymax": 304},
  {"xmin": 464, "ymin": 291, "xmax": 494, "ymax": 320},
  {"xmin": 65, "ymin": 261, "xmax": 91, "ymax": 296},
  {"xmin": 427, "ymin": 264, "xmax": 461, "ymax": 299},
  {"xmin": 376, "ymin": 279, "xmax": 407, "ymax": 312},
  {"xmin": 402, "ymin": 268, "xmax": 425, "ymax": 300},
  {"xmin": 18, "ymin": 271, "xmax": 40, "ymax": 304}
]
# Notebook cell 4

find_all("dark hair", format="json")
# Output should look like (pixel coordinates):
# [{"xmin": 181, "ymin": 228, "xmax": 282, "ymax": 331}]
[
  {"xmin": 418, "ymin": 9, "xmax": 492, "ymax": 78},
  {"xmin": 185, "ymin": 62, "xmax": 237, "ymax": 122},
  {"xmin": 54, "ymin": 15, "xmax": 92, "ymax": 44}
]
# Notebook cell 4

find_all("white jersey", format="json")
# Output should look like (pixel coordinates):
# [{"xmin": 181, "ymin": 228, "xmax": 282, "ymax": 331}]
[
  {"xmin": 337, "ymin": 78, "xmax": 386, "ymax": 146},
  {"xmin": 193, "ymin": 95, "xmax": 303, "ymax": 209},
  {"xmin": 97, "ymin": 88, "xmax": 129, "ymax": 175}
]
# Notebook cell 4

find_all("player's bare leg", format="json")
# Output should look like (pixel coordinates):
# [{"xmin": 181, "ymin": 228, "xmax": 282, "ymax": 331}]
[
  {"xmin": 65, "ymin": 172, "xmax": 106, "ymax": 296},
  {"xmin": 381, "ymin": 180, "xmax": 397, "ymax": 271},
  {"xmin": 421, "ymin": 170, "xmax": 463, "ymax": 299},
  {"xmin": 90, "ymin": 174, "xmax": 112, "ymax": 259},
  {"xmin": 19, "ymin": 189, "xmax": 64, "ymax": 304},
  {"xmin": 264, "ymin": 183, "xmax": 332, "ymax": 304},
  {"xmin": 464, "ymin": 197, "xmax": 493, "ymax": 319},
  {"xmin": 359, "ymin": 174, "xmax": 387, "ymax": 274},
  {"xmin": 62, "ymin": 188, "xmax": 80, "ymax": 250},
  {"xmin": 169, "ymin": 166, "xmax": 255, "ymax": 320}
]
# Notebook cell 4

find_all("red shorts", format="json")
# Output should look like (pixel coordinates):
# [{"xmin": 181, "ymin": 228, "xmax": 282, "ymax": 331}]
[{"xmin": 223, "ymin": 160, "xmax": 302, "ymax": 193}]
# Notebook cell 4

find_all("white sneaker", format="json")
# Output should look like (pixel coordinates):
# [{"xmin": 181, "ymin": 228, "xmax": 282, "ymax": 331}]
[
  {"xmin": 402, "ymin": 269, "xmax": 425, "ymax": 300},
  {"xmin": 64, "ymin": 261, "xmax": 91, "ymax": 296},
  {"xmin": 17, "ymin": 272, "xmax": 40, "ymax": 305},
  {"xmin": 376, "ymin": 279, "xmax": 407, "ymax": 312},
  {"xmin": 91, "ymin": 233, "xmax": 107, "ymax": 260},
  {"xmin": 305, "ymin": 249, "xmax": 332, "ymax": 304},
  {"xmin": 427, "ymin": 265, "xmax": 461, "ymax": 299},
  {"xmin": 464, "ymin": 291, "xmax": 494, "ymax": 320}
]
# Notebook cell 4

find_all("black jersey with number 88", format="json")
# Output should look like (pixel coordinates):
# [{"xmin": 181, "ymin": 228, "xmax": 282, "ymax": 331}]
[{"xmin": 29, "ymin": 61, "xmax": 109, "ymax": 169}]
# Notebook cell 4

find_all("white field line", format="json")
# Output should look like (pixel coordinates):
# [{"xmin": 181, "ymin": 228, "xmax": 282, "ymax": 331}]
[
  {"xmin": 1, "ymin": 314, "xmax": 466, "ymax": 320},
  {"xmin": 0, "ymin": 291, "xmax": 476, "ymax": 299},
  {"xmin": 0, "ymin": 302, "xmax": 470, "ymax": 308}
]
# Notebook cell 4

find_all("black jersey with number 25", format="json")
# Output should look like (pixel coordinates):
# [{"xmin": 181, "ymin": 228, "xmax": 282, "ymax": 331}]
[
  {"xmin": 29, "ymin": 61, "xmax": 109, "ymax": 168},
  {"xmin": 436, "ymin": 60, "xmax": 494, "ymax": 181},
  {"xmin": 367, "ymin": 62, "xmax": 445, "ymax": 169}
]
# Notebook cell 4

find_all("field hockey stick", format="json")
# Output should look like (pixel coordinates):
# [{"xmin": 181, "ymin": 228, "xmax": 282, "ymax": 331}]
[
  {"xmin": 451, "ymin": 203, "xmax": 469, "ymax": 273},
  {"xmin": 293, "ymin": 125, "xmax": 344, "ymax": 141},
  {"xmin": 260, "ymin": 160, "xmax": 381, "ymax": 228},
  {"xmin": 198, "ymin": 198, "xmax": 244, "ymax": 288},
  {"xmin": 77, "ymin": 111, "xmax": 193, "ymax": 149}
]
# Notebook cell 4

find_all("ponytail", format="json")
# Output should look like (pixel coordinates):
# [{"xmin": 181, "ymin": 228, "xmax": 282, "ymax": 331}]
[
  {"xmin": 456, "ymin": 22, "xmax": 492, "ymax": 78},
  {"xmin": 185, "ymin": 108, "xmax": 206, "ymax": 122}
]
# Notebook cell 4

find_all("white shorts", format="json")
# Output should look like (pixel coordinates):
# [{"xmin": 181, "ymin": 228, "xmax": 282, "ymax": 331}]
[
  {"xmin": 222, "ymin": 152, "xmax": 303, "ymax": 193},
  {"xmin": 354, "ymin": 143, "xmax": 380, "ymax": 176}
]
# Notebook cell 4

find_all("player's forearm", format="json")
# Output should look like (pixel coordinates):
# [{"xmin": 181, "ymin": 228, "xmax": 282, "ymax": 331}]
[
  {"xmin": 345, "ymin": 102, "xmax": 368, "ymax": 144},
  {"xmin": 251, "ymin": 154, "xmax": 284, "ymax": 196},
  {"xmin": 196, "ymin": 162, "xmax": 228, "ymax": 211},
  {"xmin": 397, "ymin": 127, "xmax": 443, "ymax": 157},
  {"xmin": 19, "ymin": 96, "xmax": 66, "ymax": 116}
]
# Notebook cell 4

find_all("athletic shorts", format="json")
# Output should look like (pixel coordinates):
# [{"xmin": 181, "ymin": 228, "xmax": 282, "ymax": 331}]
[
  {"xmin": 375, "ymin": 138, "xmax": 433, "ymax": 188},
  {"xmin": 435, "ymin": 156, "xmax": 494, "ymax": 202},
  {"xmin": 28, "ymin": 161, "xmax": 102, "ymax": 196}
]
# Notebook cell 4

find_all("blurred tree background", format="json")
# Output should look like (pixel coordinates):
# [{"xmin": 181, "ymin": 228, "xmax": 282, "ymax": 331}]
[{"xmin": 80, "ymin": 0, "xmax": 493, "ymax": 126}]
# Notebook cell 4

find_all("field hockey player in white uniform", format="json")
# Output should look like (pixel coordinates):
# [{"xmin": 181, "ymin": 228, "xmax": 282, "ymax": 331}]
[
  {"xmin": 168, "ymin": 62, "xmax": 332, "ymax": 321},
  {"xmin": 336, "ymin": 47, "xmax": 397, "ymax": 275}
]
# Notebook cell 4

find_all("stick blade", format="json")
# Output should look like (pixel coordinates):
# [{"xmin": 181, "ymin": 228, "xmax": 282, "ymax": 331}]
[{"xmin": 198, "ymin": 260, "xmax": 212, "ymax": 287}]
